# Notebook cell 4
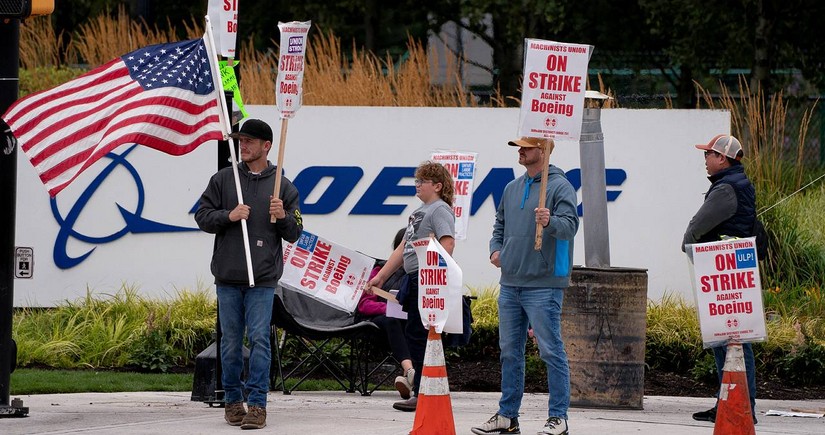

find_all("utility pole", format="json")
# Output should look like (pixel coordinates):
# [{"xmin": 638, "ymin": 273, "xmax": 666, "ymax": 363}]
[
  {"xmin": 1, "ymin": 0, "xmax": 55, "ymax": 417},
  {"xmin": 0, "ymin": 14, "xmax": 26, "ymax": 418}
]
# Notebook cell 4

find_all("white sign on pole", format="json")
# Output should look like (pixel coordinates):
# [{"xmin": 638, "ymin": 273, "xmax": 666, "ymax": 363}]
[
  {"xmin": 281, "ymin": 231, "xmax": 374, "ymax": 313},
  {"xmin": 687, "ymin": 237, "xmax": 767, "ymax": 348},
  {"xmin": 518, "ymin": 39, "xmax": 592, "ymax": 142},
  {"xmin": 412, "ymin": 237, "xmax": 463, "ymax": 334},
  {"xmin": 276, "ymin": 21, "xmax": 311, "ymax": 119},
  {"xmin": 207, "ymin": 0, "xmax": 239, "ymax": 58},
  {"xmin": 430, "ymin": 151, "xmax": 477, "ymax": 241}
]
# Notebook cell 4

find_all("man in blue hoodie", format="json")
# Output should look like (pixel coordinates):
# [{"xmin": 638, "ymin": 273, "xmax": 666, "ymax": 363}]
[
  {"xmin": 195, "ymin": 119, "xmax": 303, "ymax": 430},
  {"xmin": 472, "ymin": 137, "xmax": 579, "ymax": 435}
]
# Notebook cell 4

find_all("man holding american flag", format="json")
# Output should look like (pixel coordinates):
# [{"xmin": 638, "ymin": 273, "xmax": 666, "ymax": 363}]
[{"xmin": 195, "ymin": 118, "xmax": 303, "ymax": 429}]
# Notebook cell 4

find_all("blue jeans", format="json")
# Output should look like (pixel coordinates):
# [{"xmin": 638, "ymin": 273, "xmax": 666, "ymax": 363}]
[
  {"xmin": 217, "ymin": 285, "xmax": 275, "ymax": 408},
  {"xmin": 498, "ymin": 285, "xmax": 569, "ymax": 419},
  {"xmin": 713, "ymin": 343, "xmax": 756, "ymax": 413}
]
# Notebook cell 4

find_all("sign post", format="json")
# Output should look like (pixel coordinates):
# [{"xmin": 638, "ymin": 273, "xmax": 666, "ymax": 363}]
[
  {"xmin": 430, "ymin": 151, "xmax": 477, "ymax": 240},
  {"xmin": 517, "ymin": 39, "xmax": 591, "ymax": 250},
  {"xmin": 687, "ymin": 237, "xmax": 767, "ymax": 347},
  {"xmin": 271, "ymin": 21, "xmax": 311, "ymax": 223},
  {"xmin": 412, "ymin": 237, "xmax": 463, "ymax": 333}
]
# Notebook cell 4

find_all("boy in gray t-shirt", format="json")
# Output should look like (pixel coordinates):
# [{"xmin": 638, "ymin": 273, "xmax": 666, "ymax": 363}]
[
  {"xmin": 367, "ymin": 161, "xmax": 456, "ymax": 412},
  {"xmin": 401, "ymin": 199, "xmax": 455, "ymax": 273}
]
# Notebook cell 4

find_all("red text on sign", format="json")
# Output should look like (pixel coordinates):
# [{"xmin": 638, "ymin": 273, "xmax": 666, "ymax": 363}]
[
  {"xmin": 420, "ymin": 268, "xmax": 446, "ymax": 286},
  {"xmin": 708, "ymin": 300, "xmax": 753, "ymax": 316},
  {"xmin": 700, "ymin": 271, "xmax": 755, "ymax": 292},
  {"xmin": 527, "ymin": 72, "xmax": 582, "ymax": 93},
  {"xmin": 422, "ymin": 295, "xmax": 445, "ymax": 310},
  {"xmin": 546, "ymin": 54, "xmax": 567, "ymax": 72},
  {"xmin": 325, "ymin": 255, "xmax": 352, "ymax": 294},
  {"xmin": 279, "ymin": 55, "xmax": 304, "ymax": 72},
  {"xmin": 299, "ymin": 240, "xmax": 332, "ymax": 289}
]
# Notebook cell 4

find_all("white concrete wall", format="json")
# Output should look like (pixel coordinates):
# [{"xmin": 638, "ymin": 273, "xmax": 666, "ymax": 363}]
[{"xmin": 14, "ymin": 106, "xmax": 729, "ymax": 306}]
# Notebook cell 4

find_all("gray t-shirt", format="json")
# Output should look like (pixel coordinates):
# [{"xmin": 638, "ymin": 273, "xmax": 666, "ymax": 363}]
[{"xmin": 402, "ymin": 199, "xmax": 455, "ymax": 273}]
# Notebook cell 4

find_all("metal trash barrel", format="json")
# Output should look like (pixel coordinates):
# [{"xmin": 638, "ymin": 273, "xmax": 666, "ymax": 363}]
[{"xmin": 563, "ymin": 266, "xmax": 648, "ymax": 409}]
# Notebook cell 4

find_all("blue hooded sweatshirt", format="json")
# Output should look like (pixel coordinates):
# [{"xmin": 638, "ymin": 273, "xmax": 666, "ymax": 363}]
[{"xmin": 489, "ymin": 165, "xmax": 579, "ymax": 288}]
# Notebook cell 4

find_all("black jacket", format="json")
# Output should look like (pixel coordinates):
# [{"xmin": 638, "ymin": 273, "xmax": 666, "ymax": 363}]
[
  {"xmin": 699, "ymin": 165, "xmax": 756, "ymax": 243},
  {"xmin": 195, "ymin": 161, "xmax": 303, "ymax": 287}
]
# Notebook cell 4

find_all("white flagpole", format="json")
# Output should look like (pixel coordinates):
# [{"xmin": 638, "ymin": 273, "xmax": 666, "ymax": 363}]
[{"xmin": 205, "ymin": 15, "xmax": 255, "ymax": 287}]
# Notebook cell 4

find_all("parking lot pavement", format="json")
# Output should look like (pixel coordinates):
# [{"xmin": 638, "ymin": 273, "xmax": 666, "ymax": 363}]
[{"xmin": 1, "ymin": 391, "xmax": 823, "ymax": 434}]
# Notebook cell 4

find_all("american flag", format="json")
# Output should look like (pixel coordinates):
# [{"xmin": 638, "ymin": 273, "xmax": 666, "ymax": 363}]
[{"xmin": 2, "ymin": 37, "xmax": 226, "ymax": 197}]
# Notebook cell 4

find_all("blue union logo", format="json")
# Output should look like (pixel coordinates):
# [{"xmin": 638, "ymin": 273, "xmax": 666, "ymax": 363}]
[{"xmin": 735, "ymin": 248, "xmax": 757, "ymax": 269}]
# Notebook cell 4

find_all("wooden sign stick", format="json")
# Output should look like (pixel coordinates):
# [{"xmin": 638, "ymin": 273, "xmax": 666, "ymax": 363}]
[
  {"xmin": 369, "ymin": 286, "xmax": 399, "ymax": 304},
  {"xmin": 270, "ymin": 118, "xmax": 289, "ymax": 223},
  {"xmin": 534, "ymin": 140, "xmax": 553, "ymax": 250}
]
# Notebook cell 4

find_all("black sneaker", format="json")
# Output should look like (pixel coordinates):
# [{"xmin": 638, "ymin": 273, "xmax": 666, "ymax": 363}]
[
  {"xmin": 470, "ymin": 413, "xmax": 520, "ymax": 434},
  {"xmin": 692, "ymin": 407, "xmax": 716, "ymax": 422}
]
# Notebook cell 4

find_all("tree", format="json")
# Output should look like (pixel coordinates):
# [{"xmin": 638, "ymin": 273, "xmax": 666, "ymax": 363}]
[
  {"xmin": 747, "ymin": 0, "xmax": 825, "ymax": 95},
  {"xmin": 636, "ymin": 0, "xmax": 751, "ymax": 107},
  {"xmin": 423, "ymin": 0, "xmax": 573, "ymax": 104}
]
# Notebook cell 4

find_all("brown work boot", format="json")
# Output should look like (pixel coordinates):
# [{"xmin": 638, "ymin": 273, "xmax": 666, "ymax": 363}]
[
  {"xmin": 240, "ymin": 405, "xmax": 267, "ymax": 430},
  {"xmin": 224, "ymin": 402, "xmax": 246, "ymax": 426}
]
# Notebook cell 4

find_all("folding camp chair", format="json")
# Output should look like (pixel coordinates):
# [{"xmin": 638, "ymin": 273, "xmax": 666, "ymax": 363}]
[
  {"xmin": 269, "ymin": 286, "xmax": 383, "ymax": 395},
  {"xmin": 351, "ymin": 333, "xmax": 402, "ymax": 396}
]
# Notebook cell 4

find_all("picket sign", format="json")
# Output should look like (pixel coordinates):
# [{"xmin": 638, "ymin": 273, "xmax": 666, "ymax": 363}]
[
  {"xmin": 430, "ymin": 151, "xmax": 477, "ymax": 241},
  {"xmin": 412, "ymin": 236, "xmax": 463, "ymax": 334},
  {"xmin": 517, "ymin": 38, "xmax": 591, "ymax": 249},
  {"xmin": 280, "ymin": 231, "xmax": 374, "ymax": 313},
  {"xmin": 271, "ymin": 20, "xmax": 312, "ymax": 223},
  {"xmin": 686, "ymin": 237, "xmax": 767, "ymax": 348},
  {"xmin": 207, "ymin": 0, "xmax": 239, "ymax": 58}
]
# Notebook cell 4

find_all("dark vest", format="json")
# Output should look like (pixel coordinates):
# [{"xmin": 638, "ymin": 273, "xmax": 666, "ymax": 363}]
[{"xmin": 699, "ymin": 165, "xmax": 756, "ymax": 243}]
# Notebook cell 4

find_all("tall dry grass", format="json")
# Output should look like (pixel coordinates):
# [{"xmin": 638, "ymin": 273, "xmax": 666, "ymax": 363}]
[
  {"xmin": 697, "ymin": 77, "xmax": 818, "ymax": 196},
  {"xmin": 19, "ymin": 12, "xmax": 507, "ymax": 108},
  {"xmin": 19, "ymin": 7, "xmax": 201, "ymax": 70},
  {"xmin": 244, "ymin": 29, "xmax": 507, "ymax": 107},
  {"xmin": 19, "ymin": 16, "xmax": 73, "ymax": 68},
  {"xmin": 73, "ymin": 7, "xmax": 201, "ymax": 67}
]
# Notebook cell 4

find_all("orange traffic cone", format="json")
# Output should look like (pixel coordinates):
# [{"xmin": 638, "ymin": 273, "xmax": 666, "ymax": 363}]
[
  {"xmin": 713, "ymin": 343, "xmax": 755, "ymax": 435},
  {"xmin": 410, "ymin": 326, "xmax": 456, "ymax": 435}
]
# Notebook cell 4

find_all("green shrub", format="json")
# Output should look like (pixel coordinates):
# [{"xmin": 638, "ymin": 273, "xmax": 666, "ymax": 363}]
[
  {"xmin": 13, "ymin": 285, "xmax": 216, "ymax": 369},
  {"xmin": 774, "ymin": 341, "xmax": 825, "ymax": 385},
  {"xmin": 689, "ymin": 353, "xmax": 718, "ymax": 383},
  {"xmin": 129, "ymin": 328, "xmax": 177, "ymax": 373},
  {"xmin": 19, "ymin": 66, "xmax": 86, "ymax": 97},
  {"xmin": 645, "ymin": 294, "xmax": 703, "ymax": 374}
]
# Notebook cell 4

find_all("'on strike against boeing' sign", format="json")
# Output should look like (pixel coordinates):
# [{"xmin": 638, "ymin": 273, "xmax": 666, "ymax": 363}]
[
  {"xmin": 687, "ymin": 238, "xmax": 767, "ymax": 348},
  {"xmin": 518, "ymin": 39, "xmax": 591, "ymax": 141}
]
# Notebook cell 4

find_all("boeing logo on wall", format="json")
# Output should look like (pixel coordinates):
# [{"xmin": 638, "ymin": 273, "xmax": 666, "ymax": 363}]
[
  {"xmin": 292, "ymin": 166, "xmax": 627, "ymax": 216},
  {"xmin": 51, "ymin": 146, "xmax": 200, "ymax": 269},
  {"xmin": 51, "ymin": 149, "xmax": 627, "ymax": 269}
]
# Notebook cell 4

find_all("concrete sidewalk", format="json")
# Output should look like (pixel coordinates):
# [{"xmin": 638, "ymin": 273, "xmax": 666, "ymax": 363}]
[{"xmin": 1, "ymin": 391, "xmax": 823, "ymax": 434}]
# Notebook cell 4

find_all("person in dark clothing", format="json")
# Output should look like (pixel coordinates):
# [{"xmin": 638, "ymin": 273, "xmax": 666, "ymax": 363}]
[
  {"xmin": 357, "ymin": 228, "xmax": 415, "ymax": 399},
  {"xmin": 195, "ymin": 119, "xmax": 303, "ymax": 430},
  {"xmin": 682, "ymin": 134, "xmax": 758, "ymax": 425}
]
